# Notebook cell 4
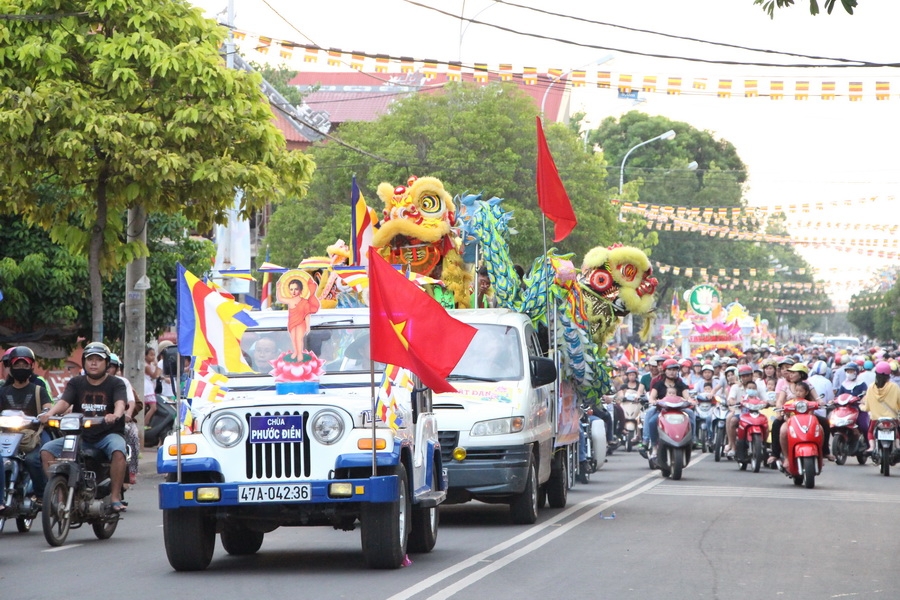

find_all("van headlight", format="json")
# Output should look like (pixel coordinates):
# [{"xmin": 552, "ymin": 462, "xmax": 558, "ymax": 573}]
[
  {"xmin": 312, "ymin": 410, "xmax": 344, "ymax": 445},
  {"xmin": 211, "ymin": 414, "xmax": 243, "ymax": 447},
  {"xmin": 470, "ymin": 417, "xmax": 525, "ymax": 436}
]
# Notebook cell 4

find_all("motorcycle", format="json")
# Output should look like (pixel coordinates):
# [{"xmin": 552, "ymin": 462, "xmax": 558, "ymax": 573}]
[
  {"xmin": 736, "ymin": 397, "xmax": 769, "ymax": 473},
  {"xmin": 710, "ymin": 396, "xmax": 730, "ymax": 462},
  {"xmin": 829, "ymin": 393, "xmax": 868, "ymax": 466},
  {"xmin": 694, "ymin": 393, "xmax": 715, "ymax": 453},
  {"xmin": 779, "ymin": 399, "xmax": 822, "ymax": 489},
  {"xmin": 578, "ymin": 404, "xmax": 607, "ymax": 481},
  {"xmin": 0, "ymin": 410, "xmax": 42, "ymax": 533},
  {"xmin": 654, "ymin": 395, "xmax": 694, "ymax": 480},
  {"xmin": 143, "ymin": 397, "xmax": 177, "ymax": 447},
  {"xmin": 620, "ymin": 391, "xmax": 646, "ymax": 452},
  {"xmin": 870, "ymin": 417, "xmax": 899, "ymax": 477},
  {"xmin": 42, "ymin": 413, "xmax": 123, "ymax": 546}
]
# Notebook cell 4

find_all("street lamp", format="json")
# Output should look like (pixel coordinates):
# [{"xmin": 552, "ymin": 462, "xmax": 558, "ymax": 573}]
[
  {"xmin": 618, "ymin": 129, "xmax": 677, "ymax": 195},
  {"xmin": 540, "ymin": 54, "xmax": 615, "ymax": 119}
]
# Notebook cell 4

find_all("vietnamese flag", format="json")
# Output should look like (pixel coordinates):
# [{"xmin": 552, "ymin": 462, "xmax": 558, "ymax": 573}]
[
  {"xmin": 367, "ymin": 248, "xmax": 477, "ymax": 394},
  {"xmin": 535, "ymin": 116, "xmax": 577, "ymax": 242}
]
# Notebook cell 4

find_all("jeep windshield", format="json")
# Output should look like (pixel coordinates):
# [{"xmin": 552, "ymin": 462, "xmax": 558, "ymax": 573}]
[{"xmin": 225, "ymin": 323, "xmax": 384, "ymax": 379}]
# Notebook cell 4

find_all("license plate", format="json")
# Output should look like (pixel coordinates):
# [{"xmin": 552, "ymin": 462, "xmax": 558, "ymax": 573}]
[
  {"xmin": 249, "ymin": 415, "xmax": 304, "ymax": 444},
  {"xmin": 876, "ymin": 430, "xmax": 894, "ymax": 441},
  {"xmin": 238, "ymin": 484, "xmax": 311, "ymax": 503}
]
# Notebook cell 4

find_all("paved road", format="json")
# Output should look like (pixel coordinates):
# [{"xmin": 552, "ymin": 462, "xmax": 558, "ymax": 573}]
[{"xmin": 2, "ymin": 449, "xmax": 898, "ymax": 600}]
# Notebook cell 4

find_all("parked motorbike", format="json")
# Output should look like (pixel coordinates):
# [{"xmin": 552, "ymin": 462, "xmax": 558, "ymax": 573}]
[
  {"xmin": 654, "ymin": 395, "xmax": 694, "ymax": 480},
  {"xmin": 578, "ymin": 404, "xmax": 607, "ymax": 482},
  {"xmin": 0, "ymin": 410, "xmax": 42, "ymax": 533},
  {"xmin": 42, "ymin": 413, "xmax": 123, "ymax": 546},
  {"xmin": 829, "ymin": 393, "xmax": 868, "ymax": 466},
  {"xmin": 870, "ymin": 417, "xmax": 899, "ymax": 477},
  {"xmin": 620, "ymin": 391, "xmax": 646, "ymax": 452},
  {"xmin": 779, "ymin": 400, "xmax": 822, "ymax": 489},
  {"xmin": 736, "ymin": 397, "xmax": 769, "ymax": 473},
  {"xmin": 710, "ymin": 397, "xmax": 729, "ymax": 462},
  {"xmin": 694, "ymin": 393, "xmax": 715, "ymax": 453},
  {"xmin": 143, "ymin": 398, "xmax": 176, "ymax": 447}
]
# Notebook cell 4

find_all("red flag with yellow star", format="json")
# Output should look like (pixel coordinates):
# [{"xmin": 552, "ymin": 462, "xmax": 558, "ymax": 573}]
[{"xmin": 367, "ymin": 248, "xmax": 476, "ymax": 394}]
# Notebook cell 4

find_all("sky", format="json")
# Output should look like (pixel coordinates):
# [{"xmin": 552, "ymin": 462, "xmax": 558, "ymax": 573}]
[{"xmin": 190, "ymin": 0, "xmax": 900, "ymax": 309}]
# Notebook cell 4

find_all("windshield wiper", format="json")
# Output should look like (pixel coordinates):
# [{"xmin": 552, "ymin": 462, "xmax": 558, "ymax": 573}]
[{"xmin": 446, "ymin": 374, "xmax": 501, "ymax": 383}]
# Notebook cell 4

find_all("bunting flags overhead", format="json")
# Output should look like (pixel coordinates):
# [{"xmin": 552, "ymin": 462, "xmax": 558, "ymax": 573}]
[{"xmin": 227, "ymin": 31, "xmax": 900, "ymax": 102}]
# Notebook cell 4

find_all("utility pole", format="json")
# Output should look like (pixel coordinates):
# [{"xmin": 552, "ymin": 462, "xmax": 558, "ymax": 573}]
[{"xmin": 124, "ymin": 206, "xmax": 149, "ymax": 445}]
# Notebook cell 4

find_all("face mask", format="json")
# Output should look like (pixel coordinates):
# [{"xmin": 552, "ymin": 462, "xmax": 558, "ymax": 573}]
[
  {"xmin": 10, "ymin": 367, "xmax": 32, "ymax": 383},
  {"xmin": 845, "ymin": 372, "xmax": 857, "ymax": 381},
  {"xmin": 745, "ymin": 390, "xmax": 759, "ymax": 398}
]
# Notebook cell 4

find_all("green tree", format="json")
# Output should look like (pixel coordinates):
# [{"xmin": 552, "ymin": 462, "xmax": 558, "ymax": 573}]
[
  {"xmin": 0, "ymin": 0, "xmax": 314, "ymax": 342},
  {"xmin": 754, "ymin": 0, "xmax": 858, "ymax": 18},
  {"xmin": 593, "ymin": 112, "xmax": 830, "ymax": 330},
  {"xmin": 267, "ymin": 82, "xmax": 638, "ymax": 269},
  {"xmin": 0, "ymin": 213, "xmax": 213, "ymax": 355}
]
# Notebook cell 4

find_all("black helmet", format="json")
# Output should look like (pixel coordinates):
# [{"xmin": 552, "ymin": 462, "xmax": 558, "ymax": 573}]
[
  {"xmin": 6, "ymin": 346, "xmax": 36, "ymax": 367},
  {"xmin": 82, "ymin": 342, "xmax": 111, "ymax": 367}
]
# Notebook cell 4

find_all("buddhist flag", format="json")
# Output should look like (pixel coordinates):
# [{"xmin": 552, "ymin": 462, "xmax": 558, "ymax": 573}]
[
  {"xmin": 350, "ymin": 175, "xmax": 378, "ymax": 265},
  {"xmin": 535, "ymin": 117, "xmax": 577, "ymax": 242},
  {"xmin": 176, "ymin": 263, "xmax": 256, "ymax": 373},
  {"xmin": 367, "ymin": 248, "xmax": 476, "ymax": 394}
]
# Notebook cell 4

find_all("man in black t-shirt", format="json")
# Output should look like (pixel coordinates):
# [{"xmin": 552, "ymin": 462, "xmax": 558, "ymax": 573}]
[
  {"xmin": 643, "ymin": 359, "xmax": 695, "ymax": 462},
  {"xmin": 0, "ymin": 346, "xmax": 52, "ymax": 507},
  {"xmin": 40, "ymin": 342, "xmax": 128, "ymax": 512}
]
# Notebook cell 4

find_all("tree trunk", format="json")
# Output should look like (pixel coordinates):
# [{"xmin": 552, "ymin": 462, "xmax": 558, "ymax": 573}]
[{"xmin": 90, "ymin": 172, "xmax": 109, "ymax": 343}]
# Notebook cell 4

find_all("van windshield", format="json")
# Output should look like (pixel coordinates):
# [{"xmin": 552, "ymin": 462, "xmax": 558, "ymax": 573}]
[
  {"xmin": 233, "ymin": 325, "xmax": 384, "ymax": 376},
  {"xmin": 450, "ymin": 325, "xmax": 523, "ymax": 381},
  {"xmin": 825, "ymin": 337, "xmax": 860, "ymax": 350}
]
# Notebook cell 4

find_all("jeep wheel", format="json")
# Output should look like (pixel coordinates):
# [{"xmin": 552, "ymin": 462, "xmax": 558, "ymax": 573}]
[
  {"xmin": 221, "ymin": 520, "xmax": 265, "ymax": 555},
  {"xmin": 164, "ymin": 508, "xmax": 216, "ymax": 571},
  {"xmin": 361, "ymin": 465, "xmax": 410, "ymax": 568},
  {"xmin": 408, "ymin": 464, "xmax": 439, "ymax": 553}
]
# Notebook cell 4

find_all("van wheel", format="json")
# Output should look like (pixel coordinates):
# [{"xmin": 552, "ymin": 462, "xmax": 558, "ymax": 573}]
[
  {"xmin": 509, "ymin": 460, "xmax": 538, "ymax": 524},
  {"xmin": 408, "ymin": 464, "xmax": 439, "ymax": 553},
  {"xmin": 546, "ymin": 452, "xmax": 568, "ymax": 509}
]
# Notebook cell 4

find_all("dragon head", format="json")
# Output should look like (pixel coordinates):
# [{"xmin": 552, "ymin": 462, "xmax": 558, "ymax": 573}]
[{"xmin": 371, "ymin": 175, "xmax": 457, "ymax": 275}]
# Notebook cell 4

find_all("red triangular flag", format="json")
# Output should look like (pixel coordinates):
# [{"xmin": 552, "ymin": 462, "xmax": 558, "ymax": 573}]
[
  {"xmin": 535, "ymin": 116, "xmax": 577, "ymax": 242},
  {"xmin": 367, "ymin": 248, "xmax": 477, "ymax": 394}
]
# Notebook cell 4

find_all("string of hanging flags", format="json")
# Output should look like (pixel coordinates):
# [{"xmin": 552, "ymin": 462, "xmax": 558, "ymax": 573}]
[{"xmin": 229, "ymin": 29, "xmax": 900, "ymax": 102}]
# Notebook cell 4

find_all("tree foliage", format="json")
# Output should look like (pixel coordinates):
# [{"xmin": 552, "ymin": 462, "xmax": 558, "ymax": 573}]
[
  {"xmin": 592, "ymin": 112, "xmax": 831, "ymax": 331},
  {"xmin": 0, "ymin": 213, "xmax": 214, "ymax": 356},
  {"xmin": 754, "ymin": 0, "xmax": 858, "ymax": 17},
  {"xmin": 267, "ymin": 82, "xmax": 642, "ymax": 269},
  {"xmin": 848, "ymin": 283, "xmax": 899, "ymax": 343},
  {"xmin": 0, "ymin": 0, "xmax": 315, "ymax": 341}
]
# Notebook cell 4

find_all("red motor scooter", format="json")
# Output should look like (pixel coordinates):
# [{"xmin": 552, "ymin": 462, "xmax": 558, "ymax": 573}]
[
  {"xmin": 829, "ymin": 393, "xmax": 867, "ymax": 466},
  {"xmin": 779, "ymin": 399, "xmax": 823, "ymax": 489},
  {"xmin": 736, "ymin": 397, "xmax": 769, "ymax": 473},
  {"xmin": 655, "ymin": 395, "xmax": 693, "ymax": 480}
]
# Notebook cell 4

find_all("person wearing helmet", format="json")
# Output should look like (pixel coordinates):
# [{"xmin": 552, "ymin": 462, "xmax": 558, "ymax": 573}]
[
  {"xmin": 771, "ymin": 362, "xmax": 833, "ymax": 465},
  {"xmin": 808, "ymin": 360, "xmax": 835, "ymax": 431},
  {"xmin": 860, "ymin": 361, "xmax": 900, "ymax": 454},
  {"xmin": 641, "ymin": 356, "xmax": 664, "ymax": 390},
  {"xmin": 679, "ymin": 358, "xmax": 700, "ymax": 388},
  {"xmin": 723, "ymin": 365, "xmax": 756, "ymax": 459},
  {"xmin": 859, "ymin": 360, "xmax": 877, "ymax": 389},
  {"xmin": 642, "ymin": 358, "xmax": 695, "ymax": 464},
  {"xmin": 0, "ymin": 346, "xmax": 53, "ymax": 511},
  {"xmin": 693, "ymin": 363, "xmax": 721, "ymax": 397},
  {"xmin": 39, "ymin": 342, "xmax": 129, "ymax": 513},
  {"xmin": 108, "ymin": 353, "xmax": 141, "ymax": 485},
  {"xmin": 831, "ymin": 354, "xmax": 852, "ymax": 394}
]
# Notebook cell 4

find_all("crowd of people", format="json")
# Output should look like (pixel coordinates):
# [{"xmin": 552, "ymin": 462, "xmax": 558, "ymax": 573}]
[{"xmin": 599, "ymin": 342, "xmax": 900, "ymax": 468}]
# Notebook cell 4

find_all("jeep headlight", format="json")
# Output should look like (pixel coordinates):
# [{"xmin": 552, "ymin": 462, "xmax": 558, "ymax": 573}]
[
  {"xmin": 470, "ymin": 417, "xmax": 525, "ymax": 436},
  {"xmin": 312, "ymin": 410, "xmax": 344, "ymax": 445},
  {"xmin": 211, "ymin": 414, "xmax": 243, "ymax": 447}
]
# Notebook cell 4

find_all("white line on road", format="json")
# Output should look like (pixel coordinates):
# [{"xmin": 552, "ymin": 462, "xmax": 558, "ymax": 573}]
[
  {"xmin": 42, "ymin": 544, "xmax": 83, "ymax": 553},
  {"xmin": 388, "ymin": 454, "xmax": 707, "ymax": 600}
]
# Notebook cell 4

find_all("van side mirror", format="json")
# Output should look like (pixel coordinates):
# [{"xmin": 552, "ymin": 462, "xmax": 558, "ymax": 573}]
[{"xmin": 530, "ymin": 356, "xmax": 557, "ymax": 388}]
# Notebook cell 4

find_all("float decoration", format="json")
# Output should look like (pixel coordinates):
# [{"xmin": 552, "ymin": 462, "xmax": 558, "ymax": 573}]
[{"xmin": 273, "ymin": 269, "xmax": 324, "ymax": 393}]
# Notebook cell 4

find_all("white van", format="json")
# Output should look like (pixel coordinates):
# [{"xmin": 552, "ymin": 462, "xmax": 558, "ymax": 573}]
[{"xmin": 825, "ymin": 336, "xmax": 861, "ymax": 350}]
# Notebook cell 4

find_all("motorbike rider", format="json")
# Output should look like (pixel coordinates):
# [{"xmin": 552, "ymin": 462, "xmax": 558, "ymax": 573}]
[
  {"xmin": 39, "ymin": 342, "xmax": 129, "ymax": 513},
  {"xmin": 771, "ymin": 362, "xmax": 834, "ymax": 465},
  {"xmin": 860, "ymin": 361, "xmax": 900, "ymax": 454},
  {"xmin": 724, "ymin": 365, "xmax": 754, "ymax": 459},
  {"xmin": 0, "ymin": 346, "xmax": 52, "ymax": 513},
  {"xmin": 693, "ymin": 363, "xmax": 722, "ymax": 398},
  {"xmin": 644, "ymin": 359, "xmax": 695, "ymax": 464}
]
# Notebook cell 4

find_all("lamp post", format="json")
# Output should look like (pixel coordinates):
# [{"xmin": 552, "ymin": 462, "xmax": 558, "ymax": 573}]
[
  {"xmin": 618, "ymin": 129, "xmax": 676, "ymax": 195},
  {"xmin": 540, "ymin": 54, "xmax": 615, "ymax": 119}
]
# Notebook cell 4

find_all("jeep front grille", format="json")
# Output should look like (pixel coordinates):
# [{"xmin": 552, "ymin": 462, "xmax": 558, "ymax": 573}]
[{"xmin": 243, "ymin": 410, "xmax": 311, "ymax": 479}]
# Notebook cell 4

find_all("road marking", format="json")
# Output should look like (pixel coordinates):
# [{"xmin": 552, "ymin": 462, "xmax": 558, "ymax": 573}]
[
  {"xmin": 388, "ymin": 453, "xmax": 707, "ymax": 600},
  {"xmin": 42, "ymin": 544, "xmax": 83, "ymax": 553},
  {"xmin": 647, "ymin": 485, "xmax": 900, "ymax": 504}
]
